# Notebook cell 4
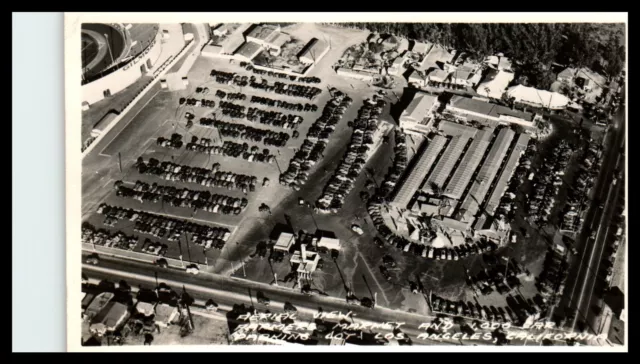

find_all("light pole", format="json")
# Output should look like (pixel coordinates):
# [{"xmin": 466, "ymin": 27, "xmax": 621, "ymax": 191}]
[{"xmin": 104, "ymin": 33, "xmax": 115, "ymax": 66}]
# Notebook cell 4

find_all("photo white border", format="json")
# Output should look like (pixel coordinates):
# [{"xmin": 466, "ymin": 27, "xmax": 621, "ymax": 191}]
[{"xmin": 65, "ymin": 12, "xmax": 628, "ymax": 352}]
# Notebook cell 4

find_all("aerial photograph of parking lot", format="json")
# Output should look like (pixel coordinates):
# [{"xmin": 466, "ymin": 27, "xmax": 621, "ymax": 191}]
[{"xmin": 75, "ymin": 15, "xmax": 626, "ymax": 351}]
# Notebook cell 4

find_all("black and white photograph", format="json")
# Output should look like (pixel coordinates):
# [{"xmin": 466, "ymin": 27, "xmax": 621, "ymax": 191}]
[{"xmin": 65, "ymin": 12, "xmax": 627, "ymax": 351}]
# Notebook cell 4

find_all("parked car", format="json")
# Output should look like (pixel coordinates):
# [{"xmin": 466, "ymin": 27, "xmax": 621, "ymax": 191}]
[
  {"xmin": 186, "ymin": 264, "xmax": 199, "ymax": 275},
  {"xmin": 85, "ymin": 254, "xmax": 99, "ymax": 265},
  {"xmin": 351, "ymin": 224, "xmax": 364, "ymax": 235},
  {"xmin": 154, "ymin": 258, "xmax": 169, "ymax": 268}
]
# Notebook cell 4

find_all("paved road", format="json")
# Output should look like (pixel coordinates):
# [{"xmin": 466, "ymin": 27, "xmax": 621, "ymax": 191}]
[
  {"xmin": 560, "ymin": 102, "xmax": 625, "ymax": 334},
  {"xmin": 82, "ymin": 254, "xmax": 583, "ymax": 346}
]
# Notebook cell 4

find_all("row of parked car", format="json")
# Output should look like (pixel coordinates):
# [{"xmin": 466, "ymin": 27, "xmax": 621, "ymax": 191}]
[
  {"xmin": 135, "ymin": 158, "xmax": 259, "ymax": 193},
  {"xmin": 178, "ymin": 97, "xmax": 216, "ymax": 108},
  {"xmin": 430, "ymin": 292, "xmax": 547, "ymax": 327},
  {"xmin": 536, "ymin": 248, "xmax": 569, "ymax": 299},
  {"xmin": 245, "ymin": 64, "xmax": 295, "ymax": 80},
  {"xmin": 250, "ymin": 95, "xmax": 319, "ymax": 113},
  {"xmin": 378, "ymin": 130, "xmax": 408, "ymax": 197},
  {"xmin": 560, "ymin": 143, "xmax": 601, "ymax": 232},
  {"xmin": 141, "ymin": 239, "xmax": 169, "ymax": 256},
  {"xmin": 96, "ymin": 204, "xmax": 231, "ymax": 248},
  {"xmin": 199, "ymin": 118, "xmax": 291, "ymax": 147},
  {"xmin": 114, "ymin": 180, "xmax": 249, "ymax": 215},
  {"xmin": 221, "ymin": 91, "xmax": 247, "ymax": 102},
  {"xmin": 156, "ymin": 133, "xmax": 184, "ymax": 150},
  {"xmin": 186, "ymin": 139, "xmax": 276, "ymax": 165},
  {"xmin": 246, "ymin": 108, "xmax": 303, "ymax": 130},
  {"xmin": 82, "ymin": 222, "xmax": 138, "ymax": 251},
  {"xmin": 526, "ymin": 140, "xmax": 575, "ymax": 225},
  {"xmin": 210, "ymin": 69, "xmax": 235, "ymax": 84},
  {"xmin": 603, "ymin": 207, "xmax": 624, "ymax": 285},
  {"xmin": 280, "ymin": 92, "xmax": 353, "ymax": 188},
  {"xmin": 315, "ymin": 99, "xmax": 382, "ymax": 212},
  {"xmin": 367, "ymin": 200, "xmax": 499, "ymax": 261},
  {"xmin": 296, "ymin": 76, "xmax": 321, "ymax": 84},
  {"xmin": 465, "ymin": 257, "xmax": 526, "ymax": 296},
  {"xmin": 249, "ymin": 78, "xmax": 322, "ymax": 100}
]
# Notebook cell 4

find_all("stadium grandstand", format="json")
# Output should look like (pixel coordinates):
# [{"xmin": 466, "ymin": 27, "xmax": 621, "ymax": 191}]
[{"xmin": 81, "ymin": 23, "xmax": 159, "ymax": 84}]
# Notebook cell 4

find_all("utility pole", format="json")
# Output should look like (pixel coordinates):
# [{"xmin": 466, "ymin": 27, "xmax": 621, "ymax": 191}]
[
  {"xmin": 242, "ymin": 261, "xmax": 246, "ymax": 277},
  {"xmin": 104, "ymin": 33, "xmax": 115, "ymax": 66},
  {"xmin": 118, "ymin": 152, "xmax": 122, "ymax": 173}
]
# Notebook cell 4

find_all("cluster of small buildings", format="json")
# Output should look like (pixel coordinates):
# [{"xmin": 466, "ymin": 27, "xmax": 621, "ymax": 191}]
[
  {"xmin": 272, "ymin": 230, "xmax": 341, "ymax": 284},
  {"xmin": 203, "ymin": 23, "xmax": 330, "ymax": 69},
  {"xmin": 82, "ymin": 283, "xmax": 182, "ymax": 339}
]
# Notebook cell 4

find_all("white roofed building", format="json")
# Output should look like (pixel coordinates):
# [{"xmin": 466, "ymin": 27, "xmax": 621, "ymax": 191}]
[
  {"xmin": 399, "ymin": 92, "xmax": 440, "ymax": 135},
  {"xmin": 476, "ymin": 68, "xmax": 515, "ymax": 99},
  {"xmin": 274, "ymin": 232, "xmax": 295, "ymax": 252},
  {"xmin": 505, "ymin": 85, "xmax": 570, "ymax": 109}
]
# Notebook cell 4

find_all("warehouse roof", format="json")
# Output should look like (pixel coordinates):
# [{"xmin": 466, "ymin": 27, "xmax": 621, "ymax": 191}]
[
  {"xmin": 457, "ymin": 128, "xmax": 515, "ymax": 222},
  {"xmin": 485, "ymin": 133, "xmax": 530, "ymax": 215},
  {"xmin": 299, "ymin": 38, "xmax": 329, "ymax": 61},
  {"xmin": 423, "ymin": 135, "xmax": 471, "ymax": 194},
  {"xmin": 448, "ymin": 96, "xmax": 535, "ymax": 122},
  {"xmin": 391, "ymin": 135, "xmax": 447, "ymax": 209},
  {"xmin": 400, "ymin": 92, "xmax": 439, "ymax": 124},
  {"xmin": 443, "ymin": 128, "xmax": 494, "ymax": 200}
]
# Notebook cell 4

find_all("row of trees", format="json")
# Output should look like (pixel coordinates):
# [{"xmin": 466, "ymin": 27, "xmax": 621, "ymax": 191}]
[{"xmin": 322, "ymin": 23, "xmax": 625, "ymax": 87}]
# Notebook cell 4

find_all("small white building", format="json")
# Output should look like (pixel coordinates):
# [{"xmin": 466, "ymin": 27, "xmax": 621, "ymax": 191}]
[
  {"xmin": 388, "ymin": 55, "xmax": 407, "ymax": 76},
  {"xmin": 274, "ymin": 232, "xmax": 295, "ymax": 252},
  {"xmin": 155, "ymin": 303, "xmax": 180, "ymax": 328},
  {"xmin": 427, "ymin": 68, "xmax": 449, "ymax": 83},
  {"xmin": 407, "ymin": 69, "xmax": 426, "ymax": 87},
  {"xmin": 337, "ymin": 68, "xmax": 376, "ymax": 82},
  {"xmin": 399, "ymin": 92, "xmax": 439, "ymax": 135},
  {"xmin": 212, "ymin": 24, "xmax": 230, "ymax": 36},
  {"xmin": 290, "ymin": 245, "xmax": 320, "ymax": 281},
  {"xmin": 317, "ymin": 236, "xmax": 341, "ymax": 251}
]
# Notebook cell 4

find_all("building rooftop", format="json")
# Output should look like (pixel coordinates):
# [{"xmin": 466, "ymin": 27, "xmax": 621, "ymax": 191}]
[
  {"xmin": 155, "ymin": 303, "xmax": 178, "ymax": 323},
  {"xmin": 505, "ymin": 85, "xmax": 570, "ymax": 109},
  {"xmin": 443, "ymin": 128, "xmax": 494, "ymax": 200},
  {"xmin": 391, "ymin": 135, "xmax": 447, "ymax": 209},
  {"xmin": 235, "ymin": 41, "xmax": 263, "ymax": 59},
  {"xmin": 246, "ymin": 24, "xmax": 279, "ymax": 41},
  {"xmin": 427, "ymin": 68, "xmax": 449, "ymax": 81},
  {"xmin": 484, "ymin": 133, "xmax": 530, "ymax": 215},
  {"xmin": 85, "ymin": 292, "xmax": 115, "ymax": 318},
  {"xmin": 423, "ymin": 135, "xmax": 471, "ymax": 194},
  {"xmin": 420, "ymin": 44, "xmax": 452, "ymax": 70},
  {"xmin": 408, "ymin": 69, "xmax": 425, "ymax": 82},
  {"xmin": 448, "ymin": 96, "xmax": 535, "ymax": 122},
  {"xmin": 437, "ymin": 120, "xmax": 479, "ymax": 138},
  {"xmin": 221, "ymin": 35, "xmax": 245, "ymax": 54},
  {"xmin": 299, "ymin": 38, "xmax": 329, "ymax": 61},
  {"xmin": 135, "ymin": 301, "xmax": 156, "ymax": 316},
  {"xmin": 400, "ymin": 92, "xmax": 439, "ymax": 124},
  {"xmin": 476, "ymin": 68, "xmax": 515, "ymax": 99},
  {"xmin": 274, "ymin": 232, "xmax": 295, "ymax": 251},
  {"xmin": 457, "ymin": 128, "xmax": 515, "ymax": 222},
  {"xmin": 557, "ymin": 67, "xmax": 576, "ymax": 80},
  {"xmin": 90, "ymin": 301, "xmax": 128, "ymax": 329}
]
